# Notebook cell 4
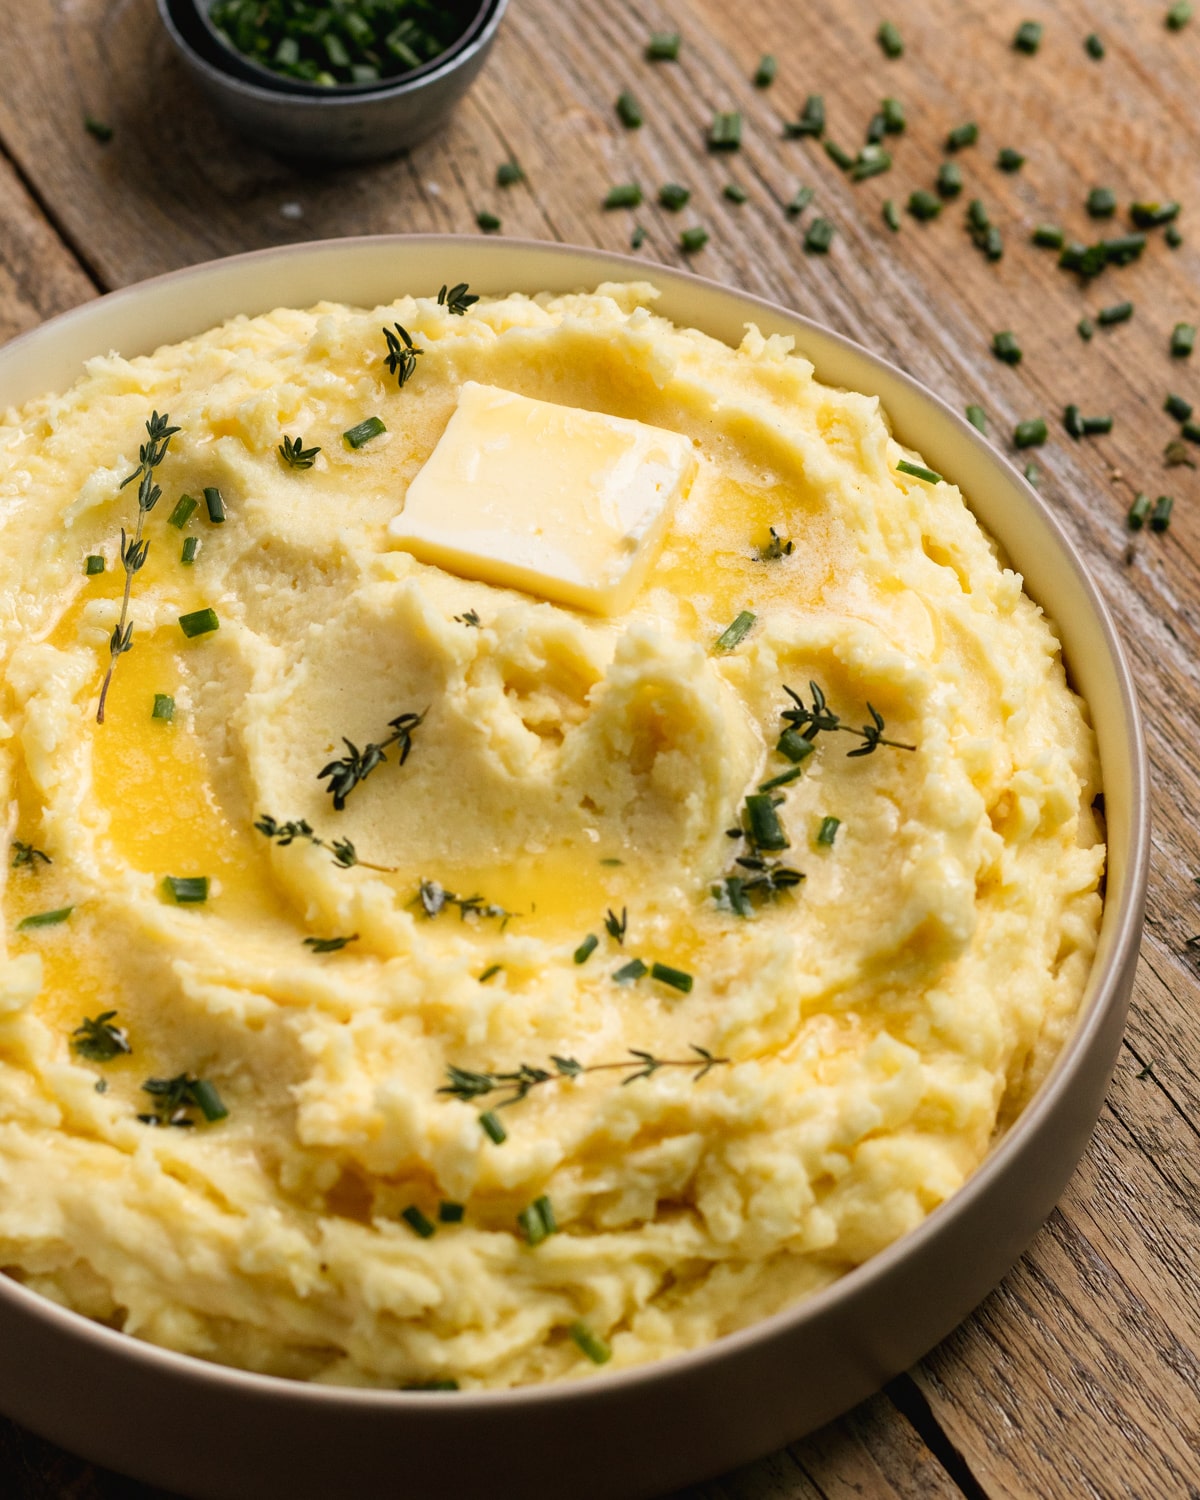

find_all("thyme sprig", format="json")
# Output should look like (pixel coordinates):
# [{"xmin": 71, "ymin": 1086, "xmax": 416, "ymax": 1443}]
[
  {"xmin": 781, "ymin": 681, "xmax": 916, "ymax": 756},
  {"xmin": 96, "ymin": 412, "xmax": 180, "ymax": 723},
  {"xmin": 383, "ymin": 324, "xmax": 422, "ymax": 387},
  {"xmin": 71, "ymin": 1010, "xmax": 131, "ymax": 1062},
  {"xmin": 604, "ymin": 906, "xmax": 627, "ymax": 944},
  {"xmin": 318, "ymin": 710, "xmax": 425, "ymax": 810},
  {"xmin": 755, "ymin": 526, "xmax": 795, "ymax": 560},
  {"xmin": 416, "ymin": 880, "xmax": 513, "ymax": 925},
  {"xmin": 137, "ymin": 1072, "xmax": 227, "ymax": 1127},
  {"xmin": 437, "ymin": 282, "xmax": 479, "ymax": 315},
  {"xmin": 254, "ymin": 814, "xmax": 396, "ymax": 873},
  {"xmin": 279, "ymin": 435, "xmax": 321, "ymax": 469},
  {"xmin": 11, "ymin": 841, "xmax": 51, "ymax": 871},
  {"xmin": 440, "ymin": 1044, "xmax": 728, "ymax": 1113}
]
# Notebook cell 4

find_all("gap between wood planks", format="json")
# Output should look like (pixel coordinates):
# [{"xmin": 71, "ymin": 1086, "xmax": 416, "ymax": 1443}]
[
  {"xmin": 0, "ymin": 133, "xmax": 106, "ymax": 297},
  {"xmin": 884, "ymin": 1375, "xmax": 990, "ymax": 1500}
]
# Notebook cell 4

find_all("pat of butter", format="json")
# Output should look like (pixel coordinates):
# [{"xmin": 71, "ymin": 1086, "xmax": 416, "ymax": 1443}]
[{"xmin": 388, "ymin": 381, "xmax": 696, "ymax": 615}]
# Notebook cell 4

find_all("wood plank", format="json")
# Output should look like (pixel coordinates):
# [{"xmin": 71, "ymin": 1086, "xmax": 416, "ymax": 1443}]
[{"xmin": 0, "ymin": 150, "xmax": 95, "ymax": 345}]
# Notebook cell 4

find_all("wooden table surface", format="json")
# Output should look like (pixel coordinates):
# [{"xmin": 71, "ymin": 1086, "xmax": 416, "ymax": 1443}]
[{"xmin": 1, "ymin": 0, "xmax": 1198, "ymax": 1495}]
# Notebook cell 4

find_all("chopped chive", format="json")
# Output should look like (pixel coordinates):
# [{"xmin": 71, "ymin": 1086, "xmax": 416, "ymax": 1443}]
[
  {"xmin": 650, "ymin": 962, "xmax": 693, "ymax": 994},
  {"xmin": 967, "ymin": 199, "xmax": 989, "ymax": 232},
  {"xmin": 945, "ymin": 121, "xmax": 978, "ymax": 151},
  {"xmin": 785, "ymin": 95, "xmax": 825, "ymax": 138},
  {"xmin": 438, "ymin": 1202, "xmax": 465, "ymax": 1223},
  {"xmin": 745, "ymin": 793, "xmax": 788, "ymax": 851},
  {"xmin": 1183, "ymin": 420, "xmax": 1200, "ymax": 443},
  {"xmin": 1032, "ymin": 223, "xmax": 1065, "ymax": 249},
  {"xmin": 1023, "ymin": 461, "xmax": 1042, "ymax": 487},
  {"xmin": 613, "ymin": 958, "xmax": 648, "ymax": 984},
  {"xmin": 992, "ymin": 330, "xmax": 1022, "ymax": 365},
  {"xmin": 17, "ymin": 906, "xmax": 74, "ymax": 930},
  {"xmin": 1078, "ymin": 317, "xmax": 1095, "ymax": 341},
  {"xmin": 476, "ymin": 211, "xmax": 501, "ymax": 233},
  {"xmin": 896, "ymin": 459, "xmax": 942, "ymax": 484},
  {"xmin": 908, "ymin": 189, "xmax": 942, "ymax": 221},
  {"xmin": 1014, "ymin": 418, "xmax": 1048, "ymax": 448},
  {"xmin": 1082, "ymin": 414, "xmax": 1114, "ymax": 435},
  {"xmin": 817, "ymin": 816, "xmax": 841, "ymax": 847},
  {"xmin": 877, "ymin": 20, "xmax": 903, "ymax": 57},
  {"xmin": 402, "ymin": 1205, "xmax": 436, "ymax": 1239},
  {"xmin": 646, "ymin": 31, "xmax": 680, "ymax": 60},
  {"xmin": 850, "ymin": 146, "xmax": 892, "ymax": 182},
  {"xmin": 1166, "ymin": 225, "xmax": 1183, "ymax": 248},
  {"xmin": 479, "ymin": 1110, "xmax": 506, "ymax": 1144},
  {"xmin": 179, "ymin": 607, "xmax": 219, "ymax": 638},
  {"xmin": 658, "ymin": 182, "xmax": 691, "ymax": 211},
  {"xmin": 84, "ymin": 115, "xmax": 113, "ymax": 142},
  {"xmin": 723, "ymin": 182, "xmax": 748, "ymax": 204},
  {"xmin": 1086, "ymin": 187, "xmax": 1117, "ymax": 218},
  {"xmin": 786, "ymin": 186, "xmax": 815, "ymax": 217},
  {"xmin": 604, "ymin": 183, "xmax": 642, "ymax": 209},
  {"xmin": 1063, "ymin": 404, "xmax": 1084, "ymax": 438},
  {"xmin": 151, "ymin": 693, "xmax": 175, "ymax": 722},
  {"xmin": 965, "ymin": 404, "xmax": 988, "ymax": 433},
  {"xmin": 714, "ymin": 610, "xmax": 756, "ymax": 651},
  {"xmin": 866, "ymin": 113, "xmax": 886, "ymax": 144},
  {"xmin": 163, "ymin": 876, "xmax": 209, "ymax": 904},
  {"xmin": 1171, "ymin": 322, "xmax": 1196, "ymax": 357},
  {"xmin": 777, "ymin": 727, "xmax": 816, "ymax": 764},
  {"xmin": 680, "ymin": 226, "xmax": 709, "ymax": 253},
  {"xmin": 181, "ymin": 536, "xmax": 199, "ymax": 565},
  {"xmin": 403, "ymin": 1379, "xmax": 459, "ymax": 1392},
  {"xmin": 1085, "ymin": 32, "xmax": 1105, "ymax": 58},
  {"xmin": 1151, "ymin": 495, "xmax": 1174, "ymax": 530},
  {"xmin": 1013, "ymin": 20, "xmax": 1043, "ymax": 52},
  {"xmin": 982, "ymin": 226, "xmax": 1003, "ymax": 259},
  {"xmin": 630, "ymin": 225, "xmax": 646, "ymax": 250},
  {"xmin": 882, "ymin": 198, "xmax": 901, "ymax": 232},
  {"xmin": 1130, "ymin": 201, "xmax": 1180, "ymax": 228},
  {"xmin": 190, "ymin": 1078, "xmax": 228, "ymax": 1122},
  {"xmin": 615, "ymin": 91, "xmax": 643, "ymax": 128},
  {"xmin": 569, "ymin": 1321, "xmax": 612, "ymax": 1364},
  {"xmin": 1128, "ymin": 492, "xmax": 1152, "ymax": 530},
  {"xmin": 708, "ymin": 111, "xmax": 742, "ymax": 151},
  {"xmin": 496, "ymin": 160, "xmax": 523, "ymax": 187},
  {"xmin": 1098, "ymin": 300, "xmax": 1134, "ymax": 326},
  {"xmin": 881, "ymin": 97, "xmax": 905, "ymax": 133},
  {"xmin": 759, "ymin": 765, "xmax": 805, "ymax": 792},
  {"xmin": 754, "ymin": 54, "xmax": 777, "ymax": 87},
  {"xmin": 344, "ymin": 417, "xmax": 386, "ymax": 448},
  {"xmin": 1099, "ymin": 232, "xmax": 1146, "ymax": 265},
  {"xmin": 478, "ymin": 964, "xmax": 502, "ymax": 984},
  {"xmin": 168, "ymin": 494, "xmax": 198, "ymax": 528},
  {"xmin": 1165, "ymin": 393, "xmax": 1194, "ymax": 421},
  {"xmin": 996, "ymin": 147, "xmax": 1025, "ymax": 171},
  {"xmin": 85, "ymin": 554, "xmax": 105, "ymax": 576},
  {"xmin": 1166, "ymin": 1, "xmax": 1193, "ymax": 29},
  {"xmin": 936, "ymin": 161, "xmax": 963, "ymax": 199},
  {"xmin": 804, "ymin": 216, "xmax": 835, "ymax": 252},
  {"xmin": 573, "ymin": 933, "xmax": 599, "ymax": 964},
  {"xmin": 202, "ymin": 487, "xmax": 226, "ymax": 524},
  {"xmin": 824, "ymin": 140, "xmax": 855, "ymax": 171}
]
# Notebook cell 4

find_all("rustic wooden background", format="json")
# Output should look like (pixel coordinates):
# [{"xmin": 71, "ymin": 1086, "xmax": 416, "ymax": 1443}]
[{"xmin": 1, "ymin": 0, "xmax": 1198, "ymax": 1495}]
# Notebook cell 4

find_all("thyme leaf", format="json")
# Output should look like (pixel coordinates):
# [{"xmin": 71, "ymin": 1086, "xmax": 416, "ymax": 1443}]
[
  {"xmin": 137, "ymin": 1072, "xmax": 228, "ymax": 1127},
  {"xmin": 437, "ymin": 282, "xmax": 479, "ymax": 315},
  {"xmin": 11, "ymin": 841, "xmax": 51, "ymax": 871},
  {"xmin": 317, "ymin": 710, "xmax": 426, "ymax": 809},
  {"xmin": 279, "ymin": 434, "xmax": 321, "ymax": 469},
  {"xmin": 780, "ymin": 681, "xmax": 916, "ymax": 755},
  {"xmin": 382, "ymin": 323, "xmax": 423, "ymax": 387},
  {"xmin": 415, "ymin": 880, "xmax": 513, "ymax": 926},
  {"xmin": 71, "ymin": 1010, "xmax": 131, "ymax": 1062}
]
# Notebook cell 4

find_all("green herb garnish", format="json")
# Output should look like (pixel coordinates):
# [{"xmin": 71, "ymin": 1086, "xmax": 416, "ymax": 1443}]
[
  {"xmin": 817, "ymin": 816, "xmax": 841, "ymax": 847},
  {"xmin": 780, "ymin": 681, "xmax": 916, "ymax": 757},
  {"xmin": 279, "ymin": 435, "xmax": 321, "ymax": 469},
  {"xmin": 152, "ymin": 693, "xmax": 175, "ymax": 722},
  {"xmin": 1130, "ymin": 201, "xmax": 1180, "ymax": 228},
  {"xmin": 318, "ymin": 710, "xmax": 424, "ymax": 809},
  {"xmin": 785, "ymin": 95, "xmax": 825, "ymax": 138},
  {"xmin": 877, "ymin": 20, "xmax": 903, "ymax": 56},
  {"xmin": 518, "ymin": 1196, "xmax": 557, "ymax": 1246},
  {"xmin": 1167, "ymin": 1, "xmax": 1193, "ymax": 29},
  {"xmin": 646, "ymin": 31, "xmax": 680, "ymax": 60},
  {"xmin": 613, "ymin": 957, "xmax": 648, "ymax": 984},
  {"xmin": 203, "ymin": 486, "xmax": 227, "ymax": 524},
  {"xmin": 604, "ymin": 183, "xmax": 643, "ymax": 209},
  {"xmin": 1014, "ymin": 418, "xmax": 1048, "ymax": 448},
  {"xmin": 1165, "ymin": 393, "xmax": 1193, "ymax": 422},
  {"xmin": 754, "ymin": 54, "xmax": 777, "ymax": 87},
  {"xmin": 965, "ymin": 404, "xmax": 988, "ymax": 433},
  {"xmin": 1087, "ymin": 187, "xmax": 1117, "ymax": 218},
  {"xmin": 439, "ymin": 1202, "xmax": 465, "ymax": 1223},
  {"xmin": 71, "ymin": 1010, "xmax": 131, "ymax": 1063},
  {"xmin": 1128, "ymin": 493, "xmax": 1152, "ymax": 530},
  {"xmin": 658, "ymin": 183, "xmax": 691, "ymax": 211},
  {"xmin": 476, "ymin": 211, "xmax": 501, "ymax": 233},
  {"xmin": 84, "ymin": 554, "xmax": 105, "ymax": 575},
  {"xmin": 416, "ymin": 881, "xmax": 512, "ymax": 925},
  {"xmin": 650, "ymin": 962, "xmax": 693, "ymax": 994},
  {"xmin": 708, "ymin": 111, "xmax": 742, "ymax": 151},
  {"xmin": 787, "ymin": 186, "xmax": 815, "ymax": 217},
  {"xmin": 167, "ymin": 495, "xmax": 198, "ymax": 528},
  {"xmin": 454, "ymin": 608, "xmax": 482, "ymax": 627},
  {"xmin": 882, "ymin": 199, "xmax": 901, "ymax": 232},
  {"xmin": 1078, "ymin": 317, "xmax": 1095, "ymax": 341},
  {"xmin": 996, "ymin": 147, "xmax": 1025, "ymax": 171},
  {"xmin": 945, "ymin": 121, "xmax": 978, "ymax": 151},
  {"xmin": 1171, "ymin": 322, "xmax": 1196, "ymax": 357},
  {"xmin": 163, "ymin": 876, "xmax": 208, "ymax": 904},
  {"xmin": 744, "ymin": 793, "xmax": 788, "ymax": 851},
  {"xmin": 84, "ymin": 115, "xmax": 113, "ymax": 142},
  {"xmin": 1032, "ymin": 224, "xmax": 1065, "ymax": 249},
  {"xmin": 1013, "ymin": 20, "xmax": 1043, "ymax": 52},
  {"xmin": 181, "ymin": 537, "xmax": 199, "ymax": 565},
  {"xmin": 496, "ymin": 161, "xmax": 524, "ymax": 187},
  {"xmin": 680, "ymin": 226, "xmax": 709, "ymax": 253},
  {"xmin": 755, "ymin": 526, "xmax": 794, "ymax": 560},
  {"xmin": 1085, "ymin": 32, "xmax": 1105, "ymax": 58},
  {"xmin": 724, "ymin": 183, "xmax": 748, "ymax": 204},
  {"xmin": 1151, "ymin": 495, "xmax": 1174, "ymax": 531},
  {"xmin": 630, "ymin": 225, "xmax": 647, "ymax": 250},
  {"xmin": 441, "ymin": 1046, "xmax": 728, "ymax": 1118},
  {"xmin": 137, "ymin": 1072, "xmax": 227, "ymax": 1127},
  {"xmin": 402, "ymin": 1205, "xmax": 436, "ymax": 1239},
  {"xmin": 344, "ymin": 417, "xmax": 387, "ymax": 449},
  {"xmin": 11, "ymin": 842, "xmax": 51, "ymax": 872},
  {"xmin": 382, "ymin": 323, "xmax": 422, "ymax": 387},
  {"xmin": 304, "ymin": 934, "xmax": 359, "ymax": 953},
  {"xmin": 603, "ymin": 907, "xmax": 627, "ymax": 945},
  {"xmin": 824, "ymin": 140, "xmax": 855, "ymax": 171},
  {"xmin": 479, "ymin": 1110, "xmax": 507, "ymax": 1144},
  {"xmin": 574, "ymin": 933, "xmax": 599, "ymax": 964},
  {"xmin": 179, "ymin": 607, "xmax": 219, "ymax": 638},
  {"xmin": 805, "ymin": 217, "xmax": 835, "ymax": 252},
  {"xmin": 18, "ymin": 906, "xmax": 74, "ymax": 930},
  {"xmin": 714, "ymin": 610, "xmax": 756, "ymax": 651},
  {"xmin": 569, "ymin": 1322, "xmax": 612, "ymax": 1365},
  {"xmin": 992, "ymin": 330, "xmax": 1022, "ymax": 365},
  {"xmin": 908, "ymin": 190, "xmax": 942, "ymax": 222},
  {"xmin": 254, "ymin": 814, "xmax": 396, "ymax": 873},
  {"xmin": 896, "ymin": 460, "xmax": 943, "ymax": 484},
  {"xmin": 616, "ymin": 91, "xmax": 643, "ymax": 128}
]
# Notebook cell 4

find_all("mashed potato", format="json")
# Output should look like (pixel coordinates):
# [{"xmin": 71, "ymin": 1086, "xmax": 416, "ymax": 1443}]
[{"xmin": 0, "ymin": 282, "xmax": 1104, "ymax": 1388}]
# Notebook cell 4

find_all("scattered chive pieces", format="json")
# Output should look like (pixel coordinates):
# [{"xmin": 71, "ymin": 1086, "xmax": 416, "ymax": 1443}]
[
  {"xmin": 1033, "ymin": 224, "xmax": 1065, "ymax": 249},
  {"xmin": 569, "ymin": 1322, "xmax": 612, "ymax": 1364},
  {"xmin": 604, "ymin": 183, "xmax": 642, "ymax": 209},
  {"xmin": 404, "ymin": 1379, "xmax": 459, "ymax": 1392},
  {"xmin": 1171, "ymin": 322, "xmax": 1196, "ymax": 357},
  {"xmin": 650, "ymin": 962, "xmax": 693, "ymax": 994},
  {"xmin": 946, "ymin": 121, "xmax": 978, "ymax": 151},
  {"xmin": 724, "ymin": 182, "xmax": 749, "ymax": 204},
  {"xmin": 908, "ymin": 190, "xmax": 942, "ymax": 221},
  {"xmin": 754, "ymin": 54, "xmax": 777, "ymax": 87},
  {"xmin": 715, "ymin": 610, "xmax": 756, "ymax": 651},
  {"xmin": 168, "ymin": 494, "xmax": 198, "ymax": 528},
  {"xmin": 1166, "ymin": 225, "xmax": 1184, "ymax": 248},
  {"xmin": 658, "ymin": 182, "xmax": 691, "ymax": 211},
  {"xmin": 983, "ymin": 227, "xmax": 1004, "ymax": 259},
  {"xmin": 817, "ymin": 816, "xmax": 841, "ymax": 847},
  {"xmin": 824, "ymin": 140, "xmax": 855, "ymax": 171},
  {"xmin": 1063, "ymin": 404, "xmax": 1085, "ymax": 438},
  {"xmin": 478, "ymin": 964, "xmax": 502, "ymax": 984},
  {"xmin": 897, "ymin": 459, "xmax": 942, "ymax": 484},
  {"xmin": 850, "ymin": 145, "xmax": 892, "ymax": 182},
  {"xmin": 992, "ymin": 330, "xmax": 1022, "ymax": 365},
  {"xmin": 1023, "ymin": 461, "xmax": 1042, "ymax": 487},
  {"xmin": 646, "ymin": 31, "xmax": 680, "ymax": 60},
  {"xmin": 804, "ymin": 217, "xmax": 835, "ymax": 253},
  {"xmin": 1014, "ymin": 418, "xmax": 1048, "ymax": 448},
  {"xmin": 496, "ymin": 160, "xmax": 523, "ymax": 187},
  {"xmin": 708, "ymin": 111, "xmax": 742, "ymax": 151},
  {"xmin": 1082, "ymin": 414, "xmax": 1114, "ymax": 434},
  {"xmin": 680, "ymin": 226, "xmax": 709, "ymax": 253},
  {"xmin": 877, "ymin": 20, "xmax": 903, "ymax": 57},
  {"xmin": 883, "ymin": 198, "xmax": 901, "ymax": 231},
  {"xmin": 17, "ymin": 906, "xmax": 74, "ymax": 930},
  {"xmin": 745, "ymin": 793, "xmax": 789, "ymax": 851},
  {"xmin": 402, "ymin": 1205, "xmax": 436, "ymax": 1239},
  {"xmin": 1098, "ymin": 232, "xmax": 1146, "ymax": 266},
  {"xmin": 630, "ymin": 225, "xmax": 646, "ymax": 250},
  {"xmin": 1151, "ymin": 495, "xmax": 1174, "ymax": 530},
  {"xmin": 968, "ymin": 197, "xmax": 989, "ymax": 231},
  {"xmin": 1167, "ymin": 1, "xmax": 1193, "ymax": 29},
  {"xmin": 1183, "ymin": 419, "xmax": 1200, "ymax": 443},
  {"xmin": 881, "ymin": 97, "xmax": 906, "ymax": 133},
  {"xmin": 438, "ymin": 1202, "xmax": 465, "ymax": 1223},
  {"xmin": 1098, "ymin": 301, "xmax": 1133, "ymax": 326},
  {"xmin": 777, "ymin": 728, "xmax": 816, "ymax": 764},
  {"xmin": 203, "ymin": 486, "xmax": 226, "ymax": 524},
  {"xmin": 936, "ymin": 162, "xmax": 963, "ymax": 199},
  {"xmin": 786, "ymin": 95, "xmax": 825, "ymax": 138},
  {"xmin": 1078, "ymin": 317, "xmax": 1095, "ymax": 341},
  {"xmin": 996, "ymin": 147, "xmax": 1025, "ymax": 171},
  {"xmin": 759, "ymin": 765, "xmax": 805, "ymax": 792},
  {"xmin": 344, "ymin": 416, "xmax": 386, "ymax": 448},
  {"xmin": 85, "ymin": 554, "xmax": 105, "ymax": 576},
  {"xmin": 615, "ymin": 91, "xmax": 643, "ymax": 128},
  {"xmin": 476, "ymin": 211, "xmax": 501, "ymax": 233},
  {"xmin": 479, "ymin": 1110, "xmax": 506, "ymax": 1144},
  {"xmin": 1085, "ymin": 32, "xmax": 1105, "ymax": 58},
  {"xmin": 966, "ymin": 404, "xmax": 988, "ymax": 433},
  {"xmin": 163, "ymin": 876, "xmax": 209, "ymax": 904},
  {"xmin": 613, "ymin": 958, "xmax": 648, "ymax": 984},
  {"xmin": 1014, "ymin": 20, "xmax": 1043, "ymax": 52},
  {"xmin": 179, "ymin": 607, "xmax": 219, "ymax": 638},
  {"xmin": 786, "ymin": 186, "xmax": 815, "ymax": 217},
  {"xmin": 1130, "ymin": 201, "xmax": 1180, "ymax": 228},
  {"xmin": 573, "ymin": 933, "xmax": 599, "ymax": 964},
  {"xmin": 1128, "ymin": 492, "xmax": 1152, "ymax": 529},
  {"xmin": 866, "ymin": 113, "xmax": 886, "ymax": 144},
  {"xmin": 84, "ymin": 115, "xmax": 113, "ymax": 142},
  {"xmin": 152, "ymin": 693, "xmax": 175, "ymax": 722},
  {"xmin": 190, "ymin": 1079, "xmax": 228, "ymax": 1122},
  {"xmin": 1086, "ymin": 187, "xmax": 1117, "ymax": 218},
  {"xmin": 181, "ymin": 536, "xmax": 199, "ymax": 565},
  {"xmin": 1165, "ymin": 393, "xmax": 1194, "ymax": 421}
]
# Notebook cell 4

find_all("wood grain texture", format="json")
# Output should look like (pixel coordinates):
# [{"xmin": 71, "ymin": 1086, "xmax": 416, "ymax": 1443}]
[{"xmin": 0, "ymin": 0, "xmax": 1199, "ymax": 1495}]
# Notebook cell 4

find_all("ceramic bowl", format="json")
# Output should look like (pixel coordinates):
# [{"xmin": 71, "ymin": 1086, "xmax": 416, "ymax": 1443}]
[{"xmin": 0, "ymin": 236, "xmax": 1149, "ymax": 1500}]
